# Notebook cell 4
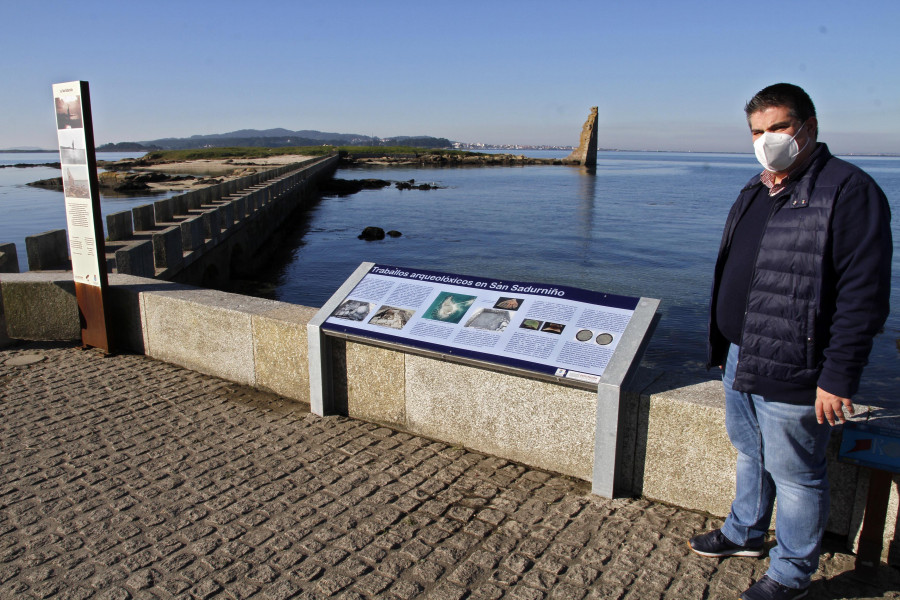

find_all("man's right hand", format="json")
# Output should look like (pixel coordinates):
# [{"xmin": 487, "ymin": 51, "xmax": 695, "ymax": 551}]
[{"xmin": 816, "ymin": 387, "xmax": 854, "ymax": 426}]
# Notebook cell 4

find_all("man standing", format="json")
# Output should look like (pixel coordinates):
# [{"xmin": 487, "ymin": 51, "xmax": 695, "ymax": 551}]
[{"xmin": 690, "ymin": 83, "xmax": 893, "ymax": 600}]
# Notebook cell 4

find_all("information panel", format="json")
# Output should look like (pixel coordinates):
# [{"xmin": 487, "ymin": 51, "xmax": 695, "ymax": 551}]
[
  {"xmin": 51, "ymin": 80, "xmax": 110, "ymax": 352},
  {"xmin": 53, "ymin": 81, "xmax": 103, "ymax": 287},
  {"xmin": 322, "ymin": 264, "xmax": 640, "ymax": 384}
]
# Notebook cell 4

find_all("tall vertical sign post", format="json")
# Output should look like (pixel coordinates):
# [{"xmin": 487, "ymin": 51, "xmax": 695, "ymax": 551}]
[{"xmin": 52, "ymin": 81, "xmax": 111, "ymax": 352}]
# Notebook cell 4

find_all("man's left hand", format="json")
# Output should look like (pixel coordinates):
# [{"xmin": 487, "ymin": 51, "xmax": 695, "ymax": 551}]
[{"xmin": 816, "ymin": 387, "xmax": 854, "ymax": 426}]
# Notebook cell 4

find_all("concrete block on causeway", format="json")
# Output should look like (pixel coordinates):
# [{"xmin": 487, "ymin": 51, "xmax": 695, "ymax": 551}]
[
  {"xmin": 0, "ymin": 272, "xmax": 79, "ymax": 340},
  {"xmin": 180, "ymin": 215, "xmax": 205, "ymax": 252},
  {"xmin": 153, "ymin": 197, "xmax": 174, "ymax": 223},
  {"xmin": 132, "ymin": 203, "xmax": 156, "ymax": 231},
  {"xmin": 637, "ymin": 376, "xmax": 736, "ymax": 516},
  {"xmin": 232, "ymin": 196, "xmax": 247, "ymax": 220},
  {"xmin": 105, "ymin": 273, "xmax": 193, "ymax": 354},
  {"xmin": 201, "ymin": 209, "xmax": 220, "ymax": 242},
  {"xmin": 0, "ymin": 287, "xmax": 10, "ymax": 348},
  {"xmin": 106, "ymin": 210, "xmax": 134, "ymax": 241},
  {"xmin": 152, "ymin": 226, "xmax": 184, "ymax": 270},
  {"xmin": 187, "ymin": 193, "xmax": 203, "ymax": 211},
  {"xmin": 0, "ymin": 242, "xmax": 19, "ymax": 273},
  {"xmin": 115, "ymin": 240, "xmax": 155, "ymax": 278},
  {"xmin": 172, "ymin": 194, "xmax": 190, "ymax": 216},
  {"xmin": 635, "ymin": 372, "xmax": 862, "ymax": 538},
  {"xmin": 25, "ymin": 229, "xmax": 68, "ymax": 271},
  {"xmin": 219, "ymin": 202, "xmax": 234, "ymax": 229}
]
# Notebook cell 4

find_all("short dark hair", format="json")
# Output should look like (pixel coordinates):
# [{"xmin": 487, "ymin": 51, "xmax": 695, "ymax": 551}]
[{"xmin": 744, "ymin": 83, "xmax": 816, "ymax": 124}]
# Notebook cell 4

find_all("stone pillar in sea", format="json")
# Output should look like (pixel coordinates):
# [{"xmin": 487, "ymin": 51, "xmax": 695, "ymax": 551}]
[{"xmin": 566, "ymin": 107, "xmax": 599, "ymax": 168}]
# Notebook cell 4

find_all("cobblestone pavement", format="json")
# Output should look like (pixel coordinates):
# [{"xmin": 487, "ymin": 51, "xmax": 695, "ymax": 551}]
[{"xmin": 1, "ymin": 342, "xmax": 898, "ymax": 600}]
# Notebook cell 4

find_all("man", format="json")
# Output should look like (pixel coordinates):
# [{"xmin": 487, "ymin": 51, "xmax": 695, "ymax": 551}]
[{"xmin": 690, "ymin": 83, "xmax": 892, "ymax": 600}]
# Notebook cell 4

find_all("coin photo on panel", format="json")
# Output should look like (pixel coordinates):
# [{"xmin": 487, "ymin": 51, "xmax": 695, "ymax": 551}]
[{"xmin": 595, "ymin": 333, "xmax": 614, "ymax": 345}]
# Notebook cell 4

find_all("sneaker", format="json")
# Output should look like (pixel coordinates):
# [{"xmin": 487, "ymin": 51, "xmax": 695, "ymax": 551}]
[
  {"xmin": 688, "ymin": 528, "xmax": 764, "ymax": 558},
  {"xmin": 741, "ymin": 575, "xmax": 809, "ymax": 600}
]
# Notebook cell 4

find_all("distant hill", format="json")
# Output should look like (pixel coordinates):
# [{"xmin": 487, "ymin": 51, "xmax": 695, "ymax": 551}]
[
  {"xmin": 97, "ymin": 129, "xmax": 452, "ymax": 151},
  {"xmin": 96, "ymin": 142, "xmax": 163, "ymax": 152}
]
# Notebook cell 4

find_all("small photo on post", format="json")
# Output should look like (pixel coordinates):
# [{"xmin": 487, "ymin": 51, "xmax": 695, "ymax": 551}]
[
  {"xmin": 55, "ymin": 94, "xmax": 84, "ymax": 130},
  {"xmin": 62, "ymin": 166, "xmax": 90, "ymax": 199},
  {"xmin": 58, "ymin": 131, "xmax": 87, "ymax": 165}
]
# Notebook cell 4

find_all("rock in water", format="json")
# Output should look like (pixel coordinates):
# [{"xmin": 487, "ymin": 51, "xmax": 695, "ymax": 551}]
[
  {"xmin": 387, "ymin": 230, "xmax": 402, "ymax": 238},
  {"xmin": 358, "ymin": 227, "xmax": 385, "ymax": 241}
]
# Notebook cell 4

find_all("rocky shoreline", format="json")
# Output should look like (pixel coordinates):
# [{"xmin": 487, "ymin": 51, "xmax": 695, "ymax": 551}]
[
  {"xmin": 25, "ymin": 150, "xmax": 580, "ymax": 195},
  {"xmin": 27, "ymin": 171, "xmax": 217, "ymax": 193},
  {"xmin": 27, "ymin": 155, "xmax": 316, "ymax": 194},
  {"xmin": 1, "ymin": 162, "xmax": 61, "ymax": 169},
  {"xmin": 320, "ymin": 177, "xmax": 444, "ymax": 196},
  {"xmin": 339, "ymin": 152, "xmax": 576, "ymax": 167}
]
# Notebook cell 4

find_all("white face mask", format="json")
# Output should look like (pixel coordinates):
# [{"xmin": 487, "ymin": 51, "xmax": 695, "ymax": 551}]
[{"xmin": 753, "ymin": 122, "xmax": 808, "ymax": 172}]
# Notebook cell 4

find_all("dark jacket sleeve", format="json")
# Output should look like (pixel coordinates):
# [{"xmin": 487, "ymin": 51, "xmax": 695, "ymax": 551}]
[{"xmin": 816, "ymin": 173, "xmax": 893, "ymax": 399}]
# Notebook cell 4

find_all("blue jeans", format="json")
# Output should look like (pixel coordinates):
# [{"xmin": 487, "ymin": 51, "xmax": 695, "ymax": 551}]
[{"xmin": 720, "ymin": 344, "xmax": 833, "ymax": 589}]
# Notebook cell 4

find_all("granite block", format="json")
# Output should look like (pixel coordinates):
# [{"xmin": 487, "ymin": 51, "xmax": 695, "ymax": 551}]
[
  {"xmin": 403, "ymin": 355, "xmax": 597, "ymax": 481},
  {"xmin": 345, "ymin": 341, "xmax": 407, "ymax": 428},
  {"xmin": 143, "ymin": 288, "xmax": 279, "ymax": 385},
  {"xmin": 252, "ymin": 304, "xmax": 319, "ymax": 403}
]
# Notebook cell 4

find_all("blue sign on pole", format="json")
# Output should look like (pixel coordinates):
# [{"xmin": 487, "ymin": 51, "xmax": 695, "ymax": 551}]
[{"xmin": 839, "ymin": 422, "xmax": 900, "ymax": 474}]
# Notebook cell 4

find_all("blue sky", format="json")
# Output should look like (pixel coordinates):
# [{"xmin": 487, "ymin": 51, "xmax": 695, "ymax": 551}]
[{"xmin": 3, "ymin": 1, "xmax": 899, "ymax": 153}]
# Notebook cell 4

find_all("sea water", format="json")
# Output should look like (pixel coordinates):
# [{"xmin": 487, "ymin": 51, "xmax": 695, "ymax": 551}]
[
  {"xmin": 1, "ymin": 150, "xmax": 898, "ymax": 405},
  {"xmin": 0, "ymin": 151, "xmax": 170, "ymax": 273},
  {"xmin": 256, "ymin": 150, "xmax": 900, "ymax": 406}
]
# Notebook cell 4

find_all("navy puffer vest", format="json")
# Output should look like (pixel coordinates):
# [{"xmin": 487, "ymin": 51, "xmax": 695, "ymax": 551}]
[{"xmin": 708, "ymin": 143, "xmax": 890, "ymax": 398}]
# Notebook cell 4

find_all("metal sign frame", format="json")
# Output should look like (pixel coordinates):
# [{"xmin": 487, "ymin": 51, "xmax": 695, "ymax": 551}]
[
  {"xmin": 53, "ymin": 80, "xmax": 111, "ymax": 351},
  {"xmin": 308, "ymin": 262, "xmax": 660, "ymax": 498}
]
